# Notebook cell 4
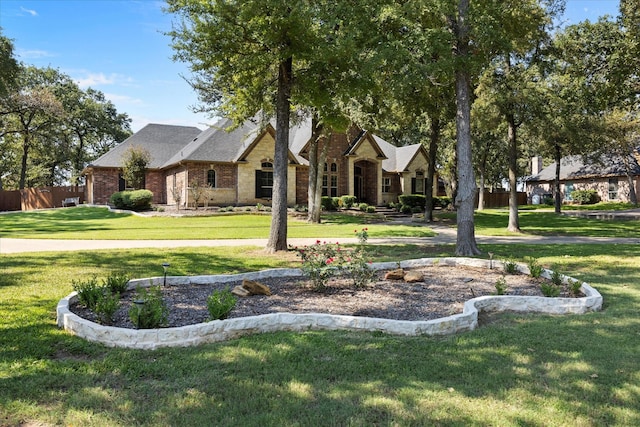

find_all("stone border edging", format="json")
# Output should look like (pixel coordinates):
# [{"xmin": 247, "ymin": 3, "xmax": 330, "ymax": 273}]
[{"xmin": 56, "ymin": 257, "xmax": 603, "ymax": 350}]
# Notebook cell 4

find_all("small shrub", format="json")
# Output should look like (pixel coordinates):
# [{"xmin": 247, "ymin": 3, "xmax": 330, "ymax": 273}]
[
  {"xmin": 494, "ymin": 276, "xmax": 507, "ymax": 295},
  {"xmin": 340, "ymin": 195, "xmax": 357, "ymax": 209},
  {"xmin": 103, "ymin": 272, "xmax": 130, "ymax": 294},
  {"xmin": 321, "ymin": 196, "xmax": 337, "ymax": 211},
  {"xmin": 433, "ymin": 196, "xmax": 452, "ymax": 209},
  {"xmin": 244, "ymin": 206, "xmax": 252, "ymax": 211},
  {"xmin": 358, "ymin": 202, "xmax": 369, "ymax": 212},
  {"xmin": 398, "ymin": 194, "xmax": 425, "ymax": 209},
  {"xmin": 411, "ymin": 206, "xmax": 422, "ymax": 214},
  {"xmin": 207, "ymin": 289, "xmax": 237, "ymax": 320},
  {"xmin": 129, "ymin": 286, "xmax": 168, "ymax": 329},
  {"xmin": 256, "ymin": 202, "xmax": 264, "ymax": 211},
  {"xmin": 569, "ymin": 279, "xmax": 582, "ymax": 296},
  {"xmin": 343, "ymin": 249, "xmax": 376, "ymax": 288},
  {"xmin": 543, "ymin": 196, "xmax": 554, "ymax": 206},
  {"xmin": 526, "ymin": 257, "xmax": 543, "ymax": 278},
  {"xmin": 72, "ymin": 276, "xmax": 103, "ymax": 310},
  {"xmin": 541, "ymin": 282, "xmax": 561, "ymax": 297},
  {"xmin": 109, "ymin": 190, "xmax": 153, "ymax": 211},
  {"xmin": 95, "ymin": 290, "xmax": 120, "ymax": 325},
  {"xmin": 551, "ymin": 268, "xmax": 563, "ymax": 286},
  {"xmin": 400, "ymin": 204, "xmax": 412, "ymax": 214},
  {"xmin": 571, "ymin": 189, "xmax": 598, "ymax": 205},
  {"xmin": 366, "ymin": 205, "xmax": 376, "ymax": 213},
  {"xmin": 291, "ymin": 240, "xmax": 342, "ymax": 291},
  {"xmin": 504, "ymin": 259, "xmax": 519, "ymax": 275}
]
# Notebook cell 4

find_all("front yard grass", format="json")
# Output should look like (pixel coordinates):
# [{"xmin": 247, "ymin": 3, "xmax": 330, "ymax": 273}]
[
  {"xmin": 0, "ymin": 207, "xmax": 435, "ymax": 240},
  {"xmin": 1, "ymin": 243, "xmax": 639, "ymax": 426}
]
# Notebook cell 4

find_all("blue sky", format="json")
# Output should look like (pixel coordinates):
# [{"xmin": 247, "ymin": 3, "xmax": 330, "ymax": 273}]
[{"xmin": 1, "ymin": 0, "xmax": 621, "ymax": 132}]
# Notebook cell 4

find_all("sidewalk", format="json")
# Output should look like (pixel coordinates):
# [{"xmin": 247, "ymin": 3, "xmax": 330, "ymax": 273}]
[{"xmin": 2, "ymin": 223, "xmax": 638, "ymax": 254}]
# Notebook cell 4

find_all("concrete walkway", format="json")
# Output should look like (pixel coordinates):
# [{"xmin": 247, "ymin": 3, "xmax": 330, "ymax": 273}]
[{"xmin": 1, "ymin": 223, "xmax": 638, "ymax": 254}]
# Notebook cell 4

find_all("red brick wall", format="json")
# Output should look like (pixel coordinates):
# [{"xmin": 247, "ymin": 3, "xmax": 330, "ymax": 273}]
[
  {"xmin": 185, "ymin": 162, "xmax": 237, "ymax": 188},
  {"xmin": 91, "ymin": 168, "xmax": 120, "ymax": 205},
  {"xmin": 145, "ymin": 170, "xmax": 165, "ymax": 204}
]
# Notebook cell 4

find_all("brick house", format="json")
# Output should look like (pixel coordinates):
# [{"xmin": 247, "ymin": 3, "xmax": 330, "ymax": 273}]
[
  {"xmin": 525, "ymin": 153, "xmax": 640, "ymax": 203},
  {"xmin": 83, "ymin": 117, "xmax": 432, "ymax": 207}
]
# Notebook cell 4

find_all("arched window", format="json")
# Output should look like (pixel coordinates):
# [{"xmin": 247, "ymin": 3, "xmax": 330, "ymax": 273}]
[{"xmin": 207, "ymin": 169, "xmax": 216, "ymax": 188}]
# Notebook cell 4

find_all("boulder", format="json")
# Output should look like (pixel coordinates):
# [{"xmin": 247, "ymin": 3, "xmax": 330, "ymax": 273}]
[
  {"xmin": 404, "ymin": 271, "xmax": 424, "ymax": 283},
  {"xmin": 231, "ymin": 285, "xmax": 250, "ymax": 297},
  {"xmin": 384, "ymin": 268, "xmax": 405, "ymax": 280},
  {"xmin": 242, "ymin": 279, "xmax": 272, "ymax": 296}
]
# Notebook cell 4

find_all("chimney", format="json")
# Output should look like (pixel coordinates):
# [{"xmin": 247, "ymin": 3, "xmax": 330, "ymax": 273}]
[{"xmin": 531, "ymin": 156, "xmax": 543, "ymax": 175}]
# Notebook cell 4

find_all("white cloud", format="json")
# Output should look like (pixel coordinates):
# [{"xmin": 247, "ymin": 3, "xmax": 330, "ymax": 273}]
[
  {"xmin": 73, "ymin": 72, "xmax": 135, "ymax": 88},
  {"xmin": 103, "ymin": 93, "xmax": 145, "ymax": 106},
  {"xmin": 20, "ymin": 6, "xmax": 38, "ymax": 16},
  {"xmin": 17, "ymin": 49, "xmax": 54, "ymax": 59}
]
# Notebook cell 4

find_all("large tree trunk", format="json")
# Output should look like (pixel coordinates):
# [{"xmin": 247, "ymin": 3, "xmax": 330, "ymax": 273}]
[
  {"xmin": 621, "ymin": 155, "xmax": 638, "ymax": 205},
  {"xmin": 266, "ymin": 57, "xmax": 292, "ymax": 253},
  {"xmin": 424, "ymin": 118, "xmax": 439, "ymax": 222},
  {"xmin": 553, "ymin": 143, "xmax": 562, "ymax": 214},
  {"xmin": 19, "ymin": 132, "xmax": 30, "ymax": 190},
  {"xmin": 507, "ymin": 113, "xmax": 521, "ymax": 232},
  {"xmin": 452, "ymin": 0, "xmax": 480, "ymax": 256},
  {"xmin": 307, "ymin": 116, "xmax": 321, "ymax": 223}
]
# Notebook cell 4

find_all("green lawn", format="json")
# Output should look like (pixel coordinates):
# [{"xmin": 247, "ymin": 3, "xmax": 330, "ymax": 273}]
[
  {"xmin": 436, "ymin": 209, "xmax": 640, "ymax": 238},
  {"xmin": 0, "ymin": 207, "xmax": 435, "ymax": 240},
  {"xmin": 1, "ymin": 243, "xmax": 639, "ymax": 426}
]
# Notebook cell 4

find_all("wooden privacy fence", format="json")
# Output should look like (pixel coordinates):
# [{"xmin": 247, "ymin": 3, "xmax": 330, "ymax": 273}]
[
  {"xmin": 0, "ymin": 190, "xmax": 21, "ymax": 212},
  {"xmin": 0, "ymin": 186, "xmax": 85, "ymax": 212},
  {"xmin": 476, "ymin": 191, "xmax": 527, "ymax": 208}
]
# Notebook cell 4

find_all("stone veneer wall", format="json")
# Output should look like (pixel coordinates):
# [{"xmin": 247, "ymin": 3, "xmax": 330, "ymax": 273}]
[{"xmin": 57, "ymin": 257, "xmax": 603, "ymax": 350}]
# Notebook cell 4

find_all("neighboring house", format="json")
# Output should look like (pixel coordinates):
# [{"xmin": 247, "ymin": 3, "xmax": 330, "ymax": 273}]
[
  {"xmin": 83, "ymin": 117, "xmax": 433, "ymax": 207},
  {"xmin": 525, "ymin": 153, "xmax": 640, "ymax": 203}
]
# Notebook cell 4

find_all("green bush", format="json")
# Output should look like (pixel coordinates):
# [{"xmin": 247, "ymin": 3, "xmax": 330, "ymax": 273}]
[
  {"xmin": 571, "ymin": 189, "xmax": 599, "ymax": 205},
  {"xmin": 526, "ymin": 257, "xmax": 543, "ymax": 278},
  {"xmin": 109, "ymin": 190, "xmax": 153, "ymax": 211},
  {"xmin": 103, "ymin": 272, "xmax": 130, "ymax": 294},
  {"xmin": 128, "ymin": 286, "xmax": 168, "ymax": 329},
  {"xmin": 398, "ymin": 194, "xmax": 425, "ymax": 209},
  {"xmin": 503, "ymin": 259, "xmax": 519, "ymax": 275},
  {"xmin": 340, "ymin": 195, "xmax": 357, "ymax": 209},
  {"xmin": 366, "ymin": 205, "xmax": 376, "ymax": 213},
  {"xmin": 494, "ymin": 276, "xmax": 507, "ymax": 295},
  {"xmin": 95, "ymin": 291, "xmax": 120, "ymax": 325},
  {"xmin": 321, "ymin": 196, "xmax": 338, "ymax": 211},
  {"xmin": 400, "ymin": 204, "xmax": 412, "ymax": 214},
  {"xmin": 72, "ymin": 276, "xmax": 103, "ymax": 310},
  {"xmin": 207, "ymin": 289, "xmax": 237, "ymax": 320},
  {"xmin": 433, "ymin": 196, "xmax": 452, "ymax": 209},
  {"xmin": 358, "ymin": 203, "xmax": 369, "ymax": 212},
  {"xmin": 541, "ymin": 282, "xmax": 561, "ymax": 297}
]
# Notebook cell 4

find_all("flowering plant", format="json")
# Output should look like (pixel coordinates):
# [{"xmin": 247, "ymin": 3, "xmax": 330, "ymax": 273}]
[
  {"xmin": 354, "ymin": 227, "xmax": 369, "ymax": 244},
  {"xmin": 290, "ymin": 229, "xmax": 376, "ymax": 291}
]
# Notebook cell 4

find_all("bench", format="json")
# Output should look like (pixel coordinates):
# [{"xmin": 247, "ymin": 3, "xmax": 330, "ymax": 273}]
[{"xmin": 62, "ymin": 197, "xmax": 80, "ymax": 207}]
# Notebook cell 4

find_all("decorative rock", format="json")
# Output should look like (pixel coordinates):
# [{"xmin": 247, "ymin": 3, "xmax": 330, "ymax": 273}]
[
  {"xmin": 385, "ymin": 268, "xmax": 405, "ymax": 280},
  {"xmin": 231, "ymin": 286, "xmax": 250, "ymax": 297},
  {"xmin": 242, "ymin": 279, "xmax": 272, "ymax": 296},
  {"xmin": 404, "ymin": 271, "xmax": 424, "ymax": 283}
]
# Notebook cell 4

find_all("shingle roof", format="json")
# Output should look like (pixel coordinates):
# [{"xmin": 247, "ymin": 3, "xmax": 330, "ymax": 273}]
[
  {"xmin": 526, "ymin": 153, "xmax": 640, "ymax": 182},
  {"xmin": 375, "ymin": 135, "xmax": 423, "ymax": 173},
  {"xmin": 161, "ymin": 117, "xmax": 312, "ymax": 167},
  {"xmin": 90, "ymin": 124, "xmax": 202, "ymax": 169}
]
